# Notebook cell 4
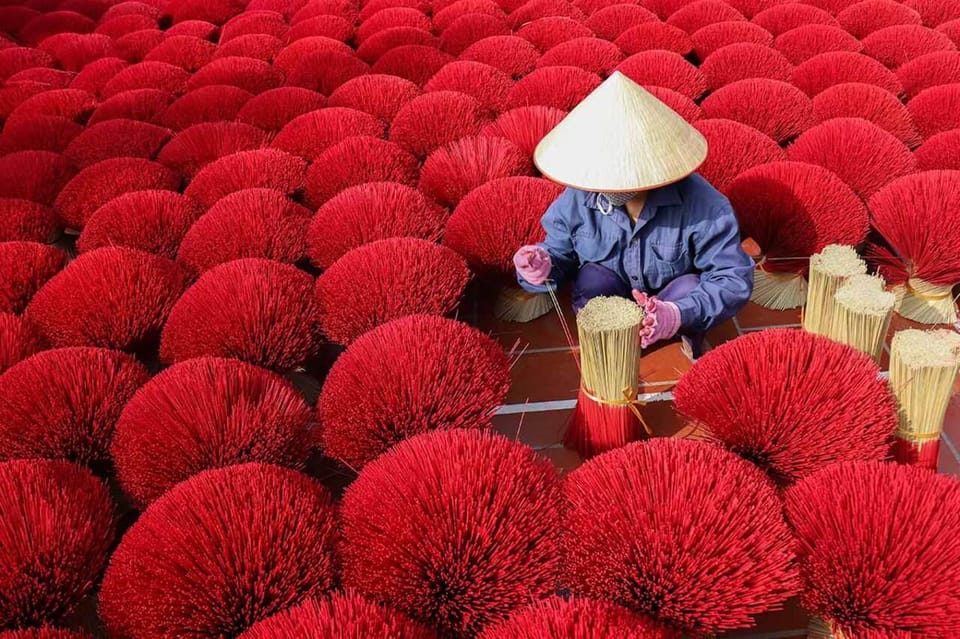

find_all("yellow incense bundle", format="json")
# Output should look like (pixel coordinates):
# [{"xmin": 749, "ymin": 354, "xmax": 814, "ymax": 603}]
[
  {"xmin": 751, "ymin": 266, "xmax": 809, "ymax": 310},
  {"xmin": 829, "ymin": 274, "xmax": 895, "ymax": 363},
  {"xmin": 894, "ymin": 278, "xmax": 959, "ymax": 325},
  {"xmin": 889, "ymin": 329, "xmax": 960, "ymax": 470},
  {"xmin": 807, "ymin": 618, "xmax": 846, "ymax": 639},
  {"xmin": 803, "ymin": 245, "xmax": 867, "ymax": 336},
  {"xmin": 494, "ymin": 284, "xmax": 552, "ymax": 322}
]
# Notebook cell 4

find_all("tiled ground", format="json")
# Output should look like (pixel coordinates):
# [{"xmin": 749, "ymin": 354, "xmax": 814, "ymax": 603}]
[{"xmin": 465, "ymin": 277, "xmax": 960, "ymax": 639}]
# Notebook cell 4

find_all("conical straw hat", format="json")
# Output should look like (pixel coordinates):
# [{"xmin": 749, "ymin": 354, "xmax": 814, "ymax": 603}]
[{"xmin": 533, "ymin": 71, "xmax": 708, "ymax": 192}]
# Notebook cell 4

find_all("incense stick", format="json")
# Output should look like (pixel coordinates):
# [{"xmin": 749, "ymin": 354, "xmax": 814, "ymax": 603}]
[
  {"xmin": 829, "ymin": 274, "xmax": 895, "ymax": 363},
  {"xmin": 889, "ymin": 329, "xmax": 960, "ymax": 470},
  {"xmin": 751, "ymin": 266, "xmax": 808, "ymax": 310},
  {"xmin": 564, "ymin": 296, "xmax": 646, "ymax": 458},
  {"xmin": 494, "ymin": 284, "xmax": 553, "ymax": 322},
  {"xmin": 803, "ymin": 245, "xmax": 866, "ymax": 336},
  {"xmin": 894, "ymin": 278, "xmax": 959, "ymax": 325},
  {"xmin": 807, "ymin": 617, "xmax": 847, "ymax": 638}
]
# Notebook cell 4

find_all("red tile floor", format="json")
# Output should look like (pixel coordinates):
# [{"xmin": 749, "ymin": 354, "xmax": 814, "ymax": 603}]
[{"xmin": 460, "ymin": 281, "xmax": 960, "ymax": 639}]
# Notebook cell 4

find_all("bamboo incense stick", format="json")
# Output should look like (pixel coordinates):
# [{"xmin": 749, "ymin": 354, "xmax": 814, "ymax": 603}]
[
  {"xmin": 829, "ymin": 274, "xmax": 895, "ymax": 363},
  {"xmin": 894, "ymin": 278, "xmax": 959, "ymax": 325},
  {"xmin": 494, "ymin": 284, "xmax": 553, "ymax": 323},
  {"xmin": 803, "ymin": 245, "xmax": 867, "ymax": 336},
  {"xmin": 807, "ymin": 618, "xmax": 847, "ymax": 639},
  {"xmin": 889, "ymin": 328, "xmax": 960, "ymax": 470},
  {"xmin": 751, "ymin": 266, "xmax": 809, "ymax": 310},
  {"xmin": 564, "ymin": 295, "xmax": 647, "ymax": 458}
]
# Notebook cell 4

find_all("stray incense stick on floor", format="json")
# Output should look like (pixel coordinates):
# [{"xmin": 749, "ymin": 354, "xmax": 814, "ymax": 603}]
[
  {"xmin": 803, "ymin": 245, "xmax": 866, "ymax": 336},
  {"xmin": 829, "ymin": 274, "xmax": 894, "ymax": 363},
  {"xmin": 890, "ymin": 329, "xmax": 960, "ymax": 470}
]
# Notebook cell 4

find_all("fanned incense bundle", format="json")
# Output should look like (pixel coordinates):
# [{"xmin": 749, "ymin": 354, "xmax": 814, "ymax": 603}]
[
  {"xmin": 803, "ymin": 245, "xmax": 866, "ymax": 336},
  {"xmin": 828, "ymin": 274, "xmax": 895, "ymax": 363},
  {"xmin": 564, "ymin": 296, "xmax": 648, "ymax": 458},
  {"xmin": 752, "ymin": 265, "xmax": 810, "ymax": 311},
  {"xmin": 895, "ymin": 278, "xmax": 958, "ymax": 326},
  {"xmin": 890, "ymin": 329, "xmax": 960, "ymax": 470},
  {"xmin": 494, "ymin": 285, "xmax": 554, "ymax": 322}
]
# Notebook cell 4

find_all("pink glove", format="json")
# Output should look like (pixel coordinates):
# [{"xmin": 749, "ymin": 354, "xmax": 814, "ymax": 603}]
[
  {"xmin": 632, "ymin": 291, "xmax": 681, "ymax": 349},
  {"xmin": 513, "ymin": 245, "xmax": 551, "ymax": 285}
]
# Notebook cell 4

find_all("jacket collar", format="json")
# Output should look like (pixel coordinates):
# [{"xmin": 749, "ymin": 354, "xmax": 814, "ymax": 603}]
[{"xmin": 584, "ymin": 183, "xmax": 683, "ymax": 212}]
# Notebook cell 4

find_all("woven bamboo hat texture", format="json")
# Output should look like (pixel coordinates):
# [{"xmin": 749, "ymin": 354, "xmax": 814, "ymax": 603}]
[{"xmin": 533, "ymin": 71, "xmax": 708, "ymax": 192}]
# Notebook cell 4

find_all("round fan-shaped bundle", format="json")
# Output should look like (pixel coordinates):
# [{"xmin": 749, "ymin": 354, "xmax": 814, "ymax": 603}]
[
  {"xmin": 356, "ymin": 26, "xmax": 438, "ymax": 63},
  {"xmin": 184, "ymin": 148, "xmax": 308, "ymax": 208},
  {"xmin": 700, "ymin": 42, "xmax": 793, "ymax": 90},
  {"xmin": 21, "ymin": 11, "xmax": 97, "ymax": 45},
  {"xmin": 328, "ymin": 74, "xmax": 421, "ymax": 123},
  {"xmin": 726, "ymin": 161, "xmax": 868, "ymax": 269},
  {"xmin": 433, "ymin": 0, "xmax": 503, "ymax": 31},
  {"xmin": 0, "ymin": 84, "xmax": 48, "ymax": 125},
  {"xmin": 0, "ymin": 459, "xmax": 114, "ymax": 629},
  {"xmin": 863, "ymin": 24, "xmax": 956, "ymax": 69},
  {"xmin": 214, "ymin": 33, "xmax": 285, "ymax": 61},
  {"xmin": 8, "ymin": 69, "xmax": 75, "ymax": 89},
  {"xmin": 38, "ymin": 33, "xmax": 117, "ymax": 71},
  {"xmin": 837, "ymin": 0, "xmax": 923, "ymax": 38},
  {"xmin": 700, "ymin": 78, "xmax": 813, "ymax": 142},
  {"xmin": 444, "ymin": 176, "xmax": 564, "ymax": 276},
  {"xmin": 0, "ymin": 313, "xmax": 45, "ymax": 375},
  {"xmin": 791, "ymin": 51, "xmax": 904, "ymax": 96},
  {"xmin": 905, "ymin": 0, "xmax": 960, "ymax": 26},
  {"xmin": 507, "ymin": 66, "xmax": 602, "ymax": 110},
  {"xmin": 285, "ymin": 15, "xmax": 355, "ymax": 43},
  {"xmin": 564, "ymin": 438, "xmax": 797, "ymax": 634},
  {"xmin": 479, "ymin": 597, "xmax": 676, "ymax": 639},
  {"xmin": 54, "ymin": 157, "xmax": 180, "ymax": 229},
  {"xmin": 424, "ymin": 61, "xmax": 514, "ymax": 113},
  {"xmin": 908, "ymin": 83, "xmax": 960, "ymax": 138},
  {"xmin": 315, "ymin": 237, "xmax": 470, "ymax": 345},
  {"xmin": 0, "ymin": 47, "xmax": 55, "ymax": 83},
  {"xmin": 160, "ymin": 258, "xmax": 322, "ymax": 371},
  {"xmin": 617, "ymin": 50, "xmax": 707, "ymax": 99},
  {"xmin": 99, "ymin": 463, "xmax": 339, "ymax": 638},
  {"xmin": 273, "ymin": 36, "xmax": 353, "ymax": 75},
  {"xmin": 6, "ymin": 89, "xmax": 95, "ymax": 124},
  {"xmin": 62, "ymin": 119, "xmax": 172, "ymax": 168},
  {"xmin": 460, "ymin": 35, "xmax": 541, "ymax": 78},
  {"xmin": 787, "ymin": 117, "xmax": 917, "ymax": 199},
  {"xmin": 0, "ymin": 150, "xmax": 75, "ymax": 206},
  {"xmin": 319, "ymin": 314, "xmax": 511, "ymax": 469},
  {"xmin": 0, "ymin": 199, "xmax": 59, "ymax": 243},
  {"xmin": 666, "ymin": 0, "xmax": 746, "ymax": 35},
  {"xmin": 272, "ymin": 107, "xmax": 385, "ymax": 161},
  {"xmin": 94, "ymin": 14, "xmax": 155, "ymax": 39},
  {"xmin": 240, "ymin": 593, "xmax": 434, "ymax": 639},
  {"xmin": 537, "ymin": 37, "xmax": 625, "ymax": 77},
  {"xmin": 441, "ymin": 14, "xmax": 512, "ymax": 55},
  {"xmin": 371, "ymin": 45, "xmax": 454, "ymax": 86},
  {"xmin": 100, "ymin": 61, "xmax": 190, "ymax": 99},
  {"xmin": 674, "ymin": 329, "xmax": 897, "ymax": 484},
  {"xmin": 637, "ymin": 86, "xmax": 699, "ymax": 122},
  {"xmin": 341, "ymin": 429, "xmax": 562, "ymax": 636},
  {"xmin": 25, "ymin": 247, "xmax": 190, "ymax": 351},
  {"xmin": 306, "ymin": 182, "xmax": 448, "ymax": 269},
  {"xmin": 812, "ymin": 83, "xmax": 921, "ymax": 147},
  {"xmin": 285, "ymin": 49, "xmax": 371, "ymax": 95},
  {"xmin": 615, "ymin": 22, "xmax": 694, "ymax": 57},
  {"xmin": 142, "ymin": 35, "xmax": 216, "ymax": 72},
  {"xmin": 160, "ymin": 85, "xmax": 255, "ymax": 131},
  {"xmin": 693, "ymin": 118, "xmax": 786, "ymax": 192},
  {"xmin": 358, "ymin": 0, "xmax": 427, "ymax": 23},
  {"xmin": 0, "ymin": 241, "xmax": 66, "ymax": 314},
  {"xmin": 940, "ymin": 19, "xmax": 960, "ymax": 46},
  {"xmin": 163, "ymin": 20, "xmax": 220, "ymax": 39},
  {"xmin": 176, "ymin": 189, "xmax": 312, "ymax": 275},
  {"xmin": 390, "ymin": 91, "xmax": 493, "ymax": 159},
  {"xmin": 156, "ymin": 121, "xmax": 268, "ymax": 178},
  {"xmin": 915, "ymin": 130, "xmax": 960, "ymax": 170},
  {"xmin": 220, "ymin": 9, "xmax": 289, "ymax": 41},
  {"xmin": 0, "ymin": 628, "xmax": 91, "ymax": 639},
  {"xmin": 583, "ymin": 5, "xmax": 655, "ymax": 41},
  {"xmin": 420, "ymin": 135, "xmax": 531, "ymax": 209},
  {"xmin": 751, "ymin": 3, "xmax": 838, "ymax": 36},
  {"xmin": 163, "ymin": 0, "xmax": 245, "ymax": 24},
  {"xmin": 691, "ymin": 20, "xmax": 773, "ymax": 59},
  {"xmin": 0, "ymin": 347, "xmax": 149, "ymax": 465},
  {"xmin": 509, "ymin": 0, "xmax": 584, "ymax": 28},
  {"xmin": 357, "ymin": 7, "xmax": 431, "ymax": 44},
  {"xmin": 786, "ymin": 462, "xmax": 960, "ymax": 637},
  {"xmin": 236, "ymin": 86, "xmax": 328, "ymax": 133},
  {"xmin": 304, "ymin": 136, "xmax": 420, "ymax": 207},
  {"xmin": 112, "ymin": 357, "xmax": 313, "ymax": 508},
  {"xmin": 67, "ymin": 57, "xmax": 129, "ymax": 97},
  {"xmin": 773, "ymin": 24, "xmax": 863, "ymax": 64},
  {"xmin": 896, "ymin": 50, "xmax": 960, "ymax": 98},
  {"xmin": 115, "ymin": 29, "xmax": 168, "ymax": 62},
  {"xmin": 186, "ymin": 57, "xmax": 284, "ymax": 95},
  {"xmin": 77, "ymin": 191, "xmax": 202, "ymax": 260},
  {"xmin": 87, "ymin": 88, "xmax": 172, "ymax": 126},
  {"xmin": 0, "ymin": 115, "xmax": 84, "ymax": 154}
]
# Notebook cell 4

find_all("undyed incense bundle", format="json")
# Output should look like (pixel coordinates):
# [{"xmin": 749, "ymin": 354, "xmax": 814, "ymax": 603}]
[
  {"xmin": 829, "ymin": 274, "xmax": 895, "ymax": 363},
  {"xmin": 751, "ymin": 266, "xmax": 809, "ymax": 311},
  {"xmin": 494, "ymin": 284, "xmax": 552, "ymax": 323},
  {"xmin": 890, "ymin": 329, "xmax": 960, "ymax": 470},
  {"xmin": 564, "ymin": 296, "xmax": 647, "ymax": 458},
  {"xmin": 895, "ymin": 278, "xmax": 959, "ymax": 325},
  {"xmin": 803, "ymin": 245, "xmax": 866, "ymax": 336},
  {"xmin": 807, "ymin": 617, "xmax": 847, "ymax": 639}
]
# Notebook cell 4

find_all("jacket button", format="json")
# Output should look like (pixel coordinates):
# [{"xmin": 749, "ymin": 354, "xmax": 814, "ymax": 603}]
[{"xmin": 631, "ymin": 276, "xmax": 638, "ymax": 281}]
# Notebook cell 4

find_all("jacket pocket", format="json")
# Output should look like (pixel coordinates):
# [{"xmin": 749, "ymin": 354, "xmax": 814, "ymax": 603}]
[
  {"xmin": 573, "ymin": 231, "xmax": 616, "ymax": 264},
  {"xmin": 647, "ymin": 241, "xmax": 689, "ymax": 285}
]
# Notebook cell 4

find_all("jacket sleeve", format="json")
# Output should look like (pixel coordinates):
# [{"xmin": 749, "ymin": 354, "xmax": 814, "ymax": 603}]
[
  {"xmin": 672, "ymin": 203, "xmax": 755, "ymax": 332},
  {"xmin": 517, "ymin": 189, "xmax": 580, "ymax": 294}
]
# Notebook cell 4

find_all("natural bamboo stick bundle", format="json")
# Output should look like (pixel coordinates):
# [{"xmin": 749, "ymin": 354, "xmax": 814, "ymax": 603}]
[
  {"xmin": 803, "ymin": 245, "xmax": 866, "ymax": 336},
  {"xmin": 889, "ymin": 328, "xmax": 960, "ymax": 470},
  {"xmin": 564, "ymin": 296, "xmax": 648, "ymax": 458},
  {"xmin": 751, "ymin": 265, "xmax": 809, "ymax": 311},
  {"xmin": 894, "ymin": 278, "xmax": 958, "ymax": 326},
  {"xmin": 829, "ymin": 274, "xmax": 895, "ymax": 363},
  {"xmin": 807, "ymin": 617, "xmax": 847, "ymax": 638},
  {"xmin": 494, "ymin": 284, "xmax": 552, "ymax": 323}
]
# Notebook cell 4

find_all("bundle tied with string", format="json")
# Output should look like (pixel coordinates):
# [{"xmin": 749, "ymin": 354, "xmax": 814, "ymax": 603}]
[
  {"xmin": 827, "ymin": 274, "xmax": 895, "ymax": 364},
  {"xmin": 803, "ymin": 244, "xmax": 866, "ymax": 337},
  {"xmin": 890, "ymin": 329, "xmax": 960, "ymax": 470},
  {"xmin": 564, "ymin": 295, "xmax": 650, "ymax": 459}
]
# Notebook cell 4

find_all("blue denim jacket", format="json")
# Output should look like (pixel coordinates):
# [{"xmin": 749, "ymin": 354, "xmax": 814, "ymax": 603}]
[{"xmin": 517, "ymin": 174, "xmax": 754, "ymax": 332}]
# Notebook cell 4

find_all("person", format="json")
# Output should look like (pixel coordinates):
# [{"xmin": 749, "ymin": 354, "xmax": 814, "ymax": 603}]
[{"xmin": 513, "ymin": 71, "xmax": 754, "ymax": 359}]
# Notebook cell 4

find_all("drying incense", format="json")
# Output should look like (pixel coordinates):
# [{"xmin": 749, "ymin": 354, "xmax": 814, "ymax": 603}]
[
  {"xmin": 751, "ymin": 262, "xmax": 809, "ymax": 311},
  {"xmin": 894, "ymin": 278, "xmax": 959, "ymax": 326},
  {"xmin": 807, "ymin": 617, "xmax": 847, "ymax": 638},
  {"xmin": 828, "ymin": 274, "xmax": 895, "ymax": 363},
  {"xmin": 803, "ymin": 245, "xmax": 866, "ymax": 336},
  {"xmin": 494, "ymin": 285, "xmax": 553, "ymax": 323},
  {"xmin": 889, "ymin": 329, "xmax": 960, "ymax": 470},
  {"xmin": 564, "ymin": 296, "xmax": 650, "ymax": 458}
]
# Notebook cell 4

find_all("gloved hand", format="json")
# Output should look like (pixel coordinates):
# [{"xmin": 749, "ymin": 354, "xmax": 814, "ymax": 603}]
[
  {"xmin": 632, "ymin": 291, "xmax": 681, "ymax": 349},
  {"xmin": 513, "ymin": 245, "xmax": 551, "ymax": 285}
]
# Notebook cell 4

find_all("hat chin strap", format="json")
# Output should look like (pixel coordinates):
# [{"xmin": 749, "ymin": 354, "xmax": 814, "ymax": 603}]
[{"xmin": 598, "ymin": 191, "xmax": 640, "ymax": 214}]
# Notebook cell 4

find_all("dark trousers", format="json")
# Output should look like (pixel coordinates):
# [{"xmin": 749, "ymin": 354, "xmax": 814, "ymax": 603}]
[{"xmin": 571, "ymin": 263, "xmax": 706, "ymax": 357}]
